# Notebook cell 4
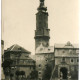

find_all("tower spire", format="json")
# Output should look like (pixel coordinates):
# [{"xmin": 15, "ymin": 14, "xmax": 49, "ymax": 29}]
[
  {"xmin": 39, "ymin": 0, "xmax": 45, "ymax": 7},
  {"xmin": 35, "ymin": 0, "xmax": 50, "ymax": 50},
  {"xmin": 38, "ymin": 0, "xmax": 47, "ymax": 11}
]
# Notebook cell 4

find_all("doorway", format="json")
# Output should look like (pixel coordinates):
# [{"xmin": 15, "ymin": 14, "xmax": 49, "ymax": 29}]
[{"xmin": 60, "ymin": 67, "xmax": 68, "ymax": 79}]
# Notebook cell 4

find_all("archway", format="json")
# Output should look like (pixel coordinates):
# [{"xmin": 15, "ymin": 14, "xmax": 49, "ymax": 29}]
[{"xmin": 60, "ymin": 67, "xmax": 68, "ymax": 79}]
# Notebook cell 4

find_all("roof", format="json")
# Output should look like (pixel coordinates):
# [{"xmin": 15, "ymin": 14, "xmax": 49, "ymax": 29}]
[
  {"xmin": 5, "ymin": 44, "xmax": 31, "ymax": 53},
  {"xmin": 35, "ymin": 43, "xmax": 54, "ymax": 54},
  {"xmin": 54, "ymin": 41, "xmax": 79, "ymax": 49}
]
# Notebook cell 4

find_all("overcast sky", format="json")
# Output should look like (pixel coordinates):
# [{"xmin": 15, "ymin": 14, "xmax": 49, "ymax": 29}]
[{"xmin": 2, "ymin": 0, "xmax": 79, "ymax": 55}]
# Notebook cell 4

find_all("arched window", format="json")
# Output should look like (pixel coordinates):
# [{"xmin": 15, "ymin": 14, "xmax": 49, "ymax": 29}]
[
  {"xmin": 39, "ymin": 64, "xmax": 41, "ymax": 68},
  {"xmin": 71, "ymin": 58, "xmax": 74, "ymax": 63}
]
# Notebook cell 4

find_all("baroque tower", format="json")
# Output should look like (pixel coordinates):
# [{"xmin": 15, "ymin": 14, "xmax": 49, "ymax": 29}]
[{"xmin": 34, "ymin": 0, "xmax": 50, "ymax": 49}]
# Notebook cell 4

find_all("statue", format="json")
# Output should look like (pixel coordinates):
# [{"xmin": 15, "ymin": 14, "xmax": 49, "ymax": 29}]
[{"xmin": 40, "ymin": 0, "xmax": 45, "ymax": 2}]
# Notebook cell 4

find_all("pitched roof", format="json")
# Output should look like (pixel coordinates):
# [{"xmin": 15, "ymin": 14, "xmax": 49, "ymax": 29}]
[
  {"xmin": 54, "ymin": 42, "xmax": 79, "ymax": 49},
  {"xmin": 5, "ymin": 44, "xmax": 31, "ymax": 53},
  {"xmin": 35, "ymin": 43, "xmax": 54, "ymax": 54}
]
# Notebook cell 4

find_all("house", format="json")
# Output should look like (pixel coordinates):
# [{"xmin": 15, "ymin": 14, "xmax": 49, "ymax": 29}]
[{"xmin": 2, "ymin": 44, "xmax": 36, "ymax": 80}]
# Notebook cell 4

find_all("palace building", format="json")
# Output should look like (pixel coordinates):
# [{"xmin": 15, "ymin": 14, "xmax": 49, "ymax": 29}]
[
  {"xmin": 2, "ymin": 0, "xmax": 79, "ymax": 80},
  {"xmin": 34, "ymin": 0, "xmax": 79, "ymax": 80},
  {"xmin": 50, "ymin": 42, "xmax": 79, "ymax": 80}
]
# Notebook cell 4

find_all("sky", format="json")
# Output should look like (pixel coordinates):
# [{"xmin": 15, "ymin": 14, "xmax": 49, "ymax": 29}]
[{"xmin": 2, "ymin": 0, "xmax": 79, "ymax": 55}]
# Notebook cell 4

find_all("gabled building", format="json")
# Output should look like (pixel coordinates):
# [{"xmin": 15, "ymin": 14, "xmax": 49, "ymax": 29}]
[
  {"xmin": 51, "ymin": 42, "xmax": 79, "ymax": 80},
  {"xmin": 2, "ymin": 44, "xmax": 36, "ymax": 80}
]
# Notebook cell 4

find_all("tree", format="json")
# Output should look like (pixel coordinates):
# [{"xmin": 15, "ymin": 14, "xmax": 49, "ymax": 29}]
[
  {"xmin": 43, "ymin": 64, "xmax": 52, "ymax": 80},
  {"xmin": 15, "ymin": 70, "xmax": 20, "ymax": 80},
  {"xmin": 2, "ymin": 59, "xmax": 13, "ymax": 75},
  {"xmin": 10, "ymin": 73, "xmax": 14, "ymax": 80},
  {"xmin": 42, "ymin": 62, "xmax": 53, "ymax": 80},
  {"xmin": 29, "ymin": 69, "xmax": 38, "ymax": 79},
  {"xmin": 2, "ymin": 59, "xmax": 13, "ymax": 80},
  {"xmin": 20, "ymin": 71, "xmax": 25, "ymax": 78}
]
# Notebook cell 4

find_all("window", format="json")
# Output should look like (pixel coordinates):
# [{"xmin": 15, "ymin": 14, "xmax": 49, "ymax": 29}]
[
  {"xmin": 77, "ymin": 59, "xmax": 79, "ymax": 62},
  {"xmin": 47, "ymin": 43, "xmax": 49, "ymax": 46},
  {"xmin": 71, "ymin": 66, "xmax": 74, "ymax": 71},
  {"xmin": 46, "ymin": 59, "xmax": 48, "ymax": 62},
  {"xmin": 11, "ymin": 67, "xmax": 15, "ymax": 70},
  {"xmin": 76, "ymin": 66, "xmax": 78, "ymax": 71},
  {"xmin": 63, "ymin": 50, "xmax": 65, "ymax": 53},
  {"xmin": 39, "ymin": 64, "xmax": 41, "ymax": 67},
  {"xmin": 62, "ymin": 58, "xmax": 65, "ymax": 61},
  {"xmin": 16, "ymin": 60, "xmax": 19, "ymax": 64},
  {"xmin": 71, "ymin": 59, "xmax": 74, "ymax": 63},
  {"xmin": 69, "ymin": 50, "xmax": 73, "ymax": 54},
  {"xmin": 48, "ymin": 49, "xmax": 50, "ymax": 51},
  {"xmin": 39, "ymin": 71, "xmax": 41, "ymax": 74},
  {"xmin": 62, "ymin": 57, "xmax": 65, "ymax": 62},
  {"xmin": 76, "ymin": 50, "xmax": 79, "ymax": 53},
  {"xmin": 30, "ymin": 67, "xmax": 32, "ymax": 70},
  {"xmin": 24, "ymin": 60, "xmax": 26, "ymax": 63},
  {"xmin": 20, "ymin": 60, "xmax": 24, "ymax": 64},
  {"xmin": 26, "ymin": 60, "xmax": 28, "ymax": 63}
]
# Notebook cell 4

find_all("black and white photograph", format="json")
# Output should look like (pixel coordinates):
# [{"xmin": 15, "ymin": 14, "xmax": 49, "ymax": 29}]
[{"xmin": 1, "ymin": 0, "xmax": 79, "ymax": 80}]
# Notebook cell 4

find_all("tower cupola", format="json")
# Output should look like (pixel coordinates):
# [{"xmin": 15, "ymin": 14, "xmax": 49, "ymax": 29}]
[{"xmin": 38, "ymin": 0, "xmax": 47, "ymax": 12}]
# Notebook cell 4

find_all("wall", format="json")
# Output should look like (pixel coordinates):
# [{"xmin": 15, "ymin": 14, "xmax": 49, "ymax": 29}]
[
  {"xmin": 54, "ymin": 48, "xmax": 79, "ymax": 79},
  {"xmin": 36, "ymin": 53, "xmax": 54, "ymax": 79}
]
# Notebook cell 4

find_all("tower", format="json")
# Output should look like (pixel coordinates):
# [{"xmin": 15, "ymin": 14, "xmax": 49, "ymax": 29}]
[{"xmin": 34, "ymin": 0, "xmax": 50, "ymax": 49}]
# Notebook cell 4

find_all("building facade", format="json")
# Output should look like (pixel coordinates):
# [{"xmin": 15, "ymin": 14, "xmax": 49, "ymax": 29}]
[
  {"xmin": 2, "ymin": 44, "xmax": 36, "ymax": 80},
  {"xmin": 51, "ymin": 42, "xmax": 79, "ymax": 80},
  {"xmin": 35, "ymin": 43, "xmax": 54, "ymax": 80}
]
